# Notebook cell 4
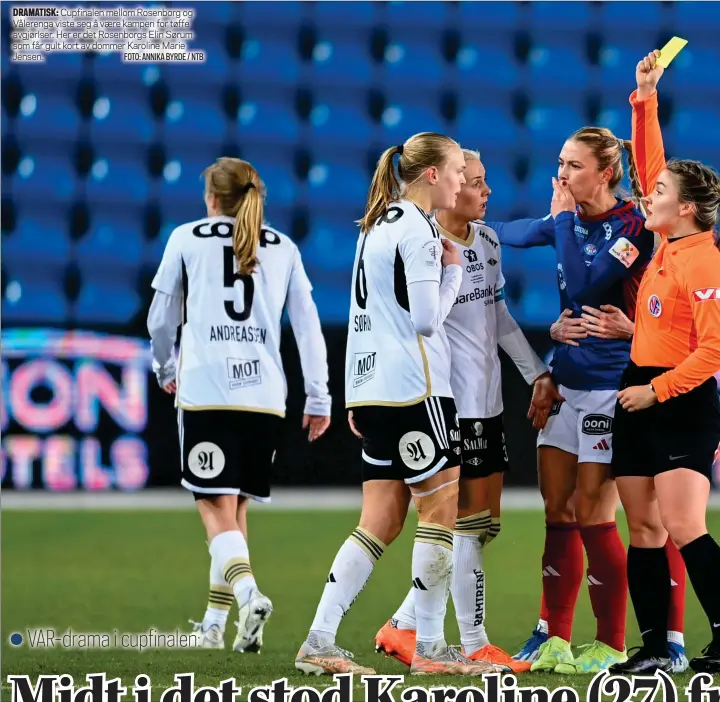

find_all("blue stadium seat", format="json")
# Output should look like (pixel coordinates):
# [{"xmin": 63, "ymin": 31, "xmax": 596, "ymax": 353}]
[
  {"xmin": 455, "ymin": 44, "xmax": 520, "ymax": 91},
  {"xmin": 76, "ymin": 215, "xmax": 144, "ymax": 271},
  {"xmin": 483, "ymin": 166, "xmax": 515, "ymax": 214},
  {"xmin": 529, "ymin": 2, "xmax": 592, "ymax": 31},
  {"xmin": 518, "ymin": 279, "xmax": 560, "ymax": 328},
  {"xmin": 455, "ymin": 106, "xmax": 521, "ymax": 152},
  {"xmin": 254, "ymin": 160, "xmax": 298, "ymax": 210},
  {"xmin": 596, "ymin": 94, "xmax": 632, "ymax": 135},
  {"xmin": 382, "ymin": 42, "xmax": 446, "ymax": 88},
  {"xmin": 240, "ymin": 38, "xmax": 300, "ymax": 87},
  {"xmin": 14, "ymin": 93, "xmax": 81, "ymax": 143},
  {"xmin": 668, "ymin": 109, "xmax": 720, "ymax": 154},
  {"xmin": 380, "ymin": 105, "xmax": 445, "ymax": 142},
  {"xmin": 383, "ymin": 1, "xmax": 450, "ymax": 28},
  {"xmin": 457, "ymin": 2, "xmax": 519, "ymax": 30},
  {"xmin": 92, "ymin": 53, "xmax": 151, "ymax": 86},
  {"xmin": 74, "ymin": 276, "xmax": 141, "ymax": 325},
  {"xmin": 9, "ymin": 154, "xmax": 76, "ymax": 204},
  {"xmin": 525, "ymin": 105, "xmax": 584, "ymax": 149},
  {"xmin": 307, "ymin": 41, "xmax": 374, "ymax": 89},
  {"xmin": 312, "ymin": 1, "xmax": 378, "ymax": 30},
  {"xmin": 668, "ymin": 47, "xmax": 720, "ymax": 95},
  {"xmin": 307, "ymin": 102, "xmax": 374, "ymax": 150},
  {"xmin": 232, "ymin": 97, "xmax": 300, "ymax": 146},
  {"xmin": 673, "ymin": 2, "xmax": 720, "ymax": 33},
  {"xmin": 597, "ymin": 2, "xmax": 662, "ymax": 42},
  {"xmin": 159, "ymin": 36, "xmax": 229, "ymax": 93},
  {"xmin": 163, "ymin": 98, "xmax": 226, "ymax": 148},
  {"xmin": 599, "ymin": 43, "xmax": 645, "ymax": 91},
  {"xmin": 192, "ymin": 1, "xmax": 237, "ymax": 27},
  {"xmin": 241, "ymin": 1, "xmax": 302, "ymax": 30},
  {"xmin": 15, "ymin": 52, "xmax": 84, "ymax": 90},
  {"xmin": 157, "ymin": 155, "xmax": 207, "ymax": 202},
  {"xmin": 84, "ymin": 157, "xmax": 151, "ymax": 205},
  {"xmin": 528, "ymin": 47, "xmax": 589, "ymax": 92},
  {"xmin": 301, "ymin": 215, "xmax": 358, "ymax": 272},
  {"xmin": 2, "ymin": 275, "xmax": 68, "ymax": 324},
  {"xmin": 89, "ymin": 92, "xmax": 155, "ymax": 145},
  {"xmin": 3, "ymin": 210, "xmax": 70, "ymax": 271},
  {"xmin": 527, "ymin": 160, "xmax": 559, "ymax": 208},
  {"xmin": 306, "ymin": 162, "xmax": 368, "ymax": 211}
]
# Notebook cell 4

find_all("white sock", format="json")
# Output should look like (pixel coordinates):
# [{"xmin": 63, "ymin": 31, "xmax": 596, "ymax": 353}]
[
  {"xmin": 413, "ymin": 522, "xmax": 454, "ymax": 648},
  {"xmin": 309, "ymin": 527, "xmax": 386, "ymax": 644},
  {"xmin": 209, "ymin": 530, "xmax": 257, "ymax": 607},
  {"xmin": 393, "ymin": 588, "xmax": 417, "ymax": 630},
  {"xmin": 451, "ymin": 532, "xmax": 489, "ymax": 655},
  {"xmin": 668, "ymin": 630, "xmax": 684, "ymax": 646},
  {"xmin": 202, "ymin": 553, "xmax": 232, "ymax": 630}
]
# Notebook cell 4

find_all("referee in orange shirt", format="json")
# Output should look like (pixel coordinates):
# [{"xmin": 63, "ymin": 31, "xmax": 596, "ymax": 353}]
[{"xmin": 609, "ymin": 51, "xmax": 720, "ymax": 675}]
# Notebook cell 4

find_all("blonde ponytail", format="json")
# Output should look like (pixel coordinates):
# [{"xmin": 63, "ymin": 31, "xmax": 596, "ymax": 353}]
[
  {"xmin": 232, "ymin": 183, "xmax": 263, "ymax": 275},
  {"xmin": 622, "ymin": 139, "xmax": 647, "ymax": 215},
  {"xmin": 202, "ymin": 157, "xmax": 265, "ymax": 275},
  {"xmin": 358, "ymin": 145, "xmax": 403, "ymax": 234}
]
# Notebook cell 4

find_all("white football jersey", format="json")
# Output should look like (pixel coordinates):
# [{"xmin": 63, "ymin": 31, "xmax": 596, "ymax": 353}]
[
  {"xmin": 346, "ymin": 200, "xmax": 453, "ymax": 407},
  {"xmin": 436, "ymin": 219, "xmax": 507, "ymax": 418},
  {"xmin": 152, "ymin": 216, "xmax": 318, "ymax": 417}
]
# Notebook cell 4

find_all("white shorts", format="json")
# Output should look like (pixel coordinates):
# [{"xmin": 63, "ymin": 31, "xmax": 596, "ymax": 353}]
[{"xmin": 537, "ymin": 385, "xmax": 616, "ymax": 464}]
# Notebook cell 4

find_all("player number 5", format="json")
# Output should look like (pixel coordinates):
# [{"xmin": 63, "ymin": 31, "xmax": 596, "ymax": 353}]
[{"xmin": 223, "ymin": 245, "xmax": 255, "ymax": 322}]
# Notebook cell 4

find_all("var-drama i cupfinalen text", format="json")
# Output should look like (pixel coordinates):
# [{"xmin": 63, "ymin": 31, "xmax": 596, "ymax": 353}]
[{"xmin": 5, "ymin": 671, "xmax": 720, "ymax": 702}]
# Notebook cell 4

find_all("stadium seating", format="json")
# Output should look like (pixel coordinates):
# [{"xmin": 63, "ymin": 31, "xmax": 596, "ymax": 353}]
[{"xmin": 2, "ymin": 0, "xmax": 719, "ymax": 330}]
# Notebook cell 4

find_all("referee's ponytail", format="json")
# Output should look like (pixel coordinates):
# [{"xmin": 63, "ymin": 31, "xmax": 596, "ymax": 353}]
[{"xmin": 203, "ymin": 158, "xmax": 266, "ymax": 275}]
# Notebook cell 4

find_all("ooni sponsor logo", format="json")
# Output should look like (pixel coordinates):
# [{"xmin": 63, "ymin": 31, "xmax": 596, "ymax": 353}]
[
  {"xmin": 1, "ymin": 329, "xmax": 150, "ymax": 490},
  {"xmin": 582, "ymin": 414, "xmax": 613, "ymax": 436}
]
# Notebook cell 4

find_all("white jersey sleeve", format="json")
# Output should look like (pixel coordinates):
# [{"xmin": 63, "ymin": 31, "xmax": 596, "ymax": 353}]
[
  {"xmin": 151, "ymin": 228, "xmax": 183, "ymax": 297},
  {"xmin": 398, "ymin": 229, "xmax": 443, "ymax": 285},
  {"xmin": 286, "ymin": 247, "xmax": 332, "ymax": 416}
]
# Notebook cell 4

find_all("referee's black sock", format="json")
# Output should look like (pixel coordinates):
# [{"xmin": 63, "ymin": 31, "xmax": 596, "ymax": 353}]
[
  {"xmin": 680, "ymin": 533, "xmax": 720, "ymax": 644},
  {"xmin": 627, "ymin": 545, "xmax": 670, "ymax": 656}
]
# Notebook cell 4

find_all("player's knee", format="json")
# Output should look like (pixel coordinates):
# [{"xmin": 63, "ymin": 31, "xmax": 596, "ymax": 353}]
[
  {"xmin": 358, "ymin": 514, "xmax": 405, "ymax": 546},
  {"xmin": 627, "ymin": 516, "xmax": 666, "ymax": 548},
  {"xmin": 662, "ymin": 515, "xmax": 706, "ymax": 550},
  {"xmin": 543, "ymin": 494, "xmax": 575, "ymax": 523},
  {"xmin": 414, "ymin": 478, "xmax": 460, "ymax": 528}
]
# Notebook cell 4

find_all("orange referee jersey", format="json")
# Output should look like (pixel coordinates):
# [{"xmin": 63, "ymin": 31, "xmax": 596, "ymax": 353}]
[{"xmin": 630, "ymin": 89, "xmax": 720, "ymax": 402}]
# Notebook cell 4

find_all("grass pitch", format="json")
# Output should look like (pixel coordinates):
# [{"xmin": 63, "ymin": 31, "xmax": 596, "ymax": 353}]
[{"xmin": 3, "ymin": 509, "xmax": 718, "ymax": 699}]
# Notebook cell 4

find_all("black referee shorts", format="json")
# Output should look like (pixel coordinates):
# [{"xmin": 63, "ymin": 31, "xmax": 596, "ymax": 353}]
[{"xmin": 612, "ymin": 361, "xmax": 720, "ymax": 479}]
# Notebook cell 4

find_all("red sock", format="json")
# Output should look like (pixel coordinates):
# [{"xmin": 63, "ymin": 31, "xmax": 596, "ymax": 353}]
[
  {"xmin": 580, "ymin": 522, "xmax": 627, "ymax": 652},
  {"xmin": 666, "ymin": 538, "xmax": 686, "ymax": 635},
  {"xmin": 540, "ymin": 593, "xmax": 549, "ymax": 624},
  {"xmin": 543, "ymin": 522, "xmax": 584, "ymax": 642}
]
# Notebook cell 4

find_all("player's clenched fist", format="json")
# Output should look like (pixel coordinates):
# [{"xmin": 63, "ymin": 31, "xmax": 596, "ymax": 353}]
[
  {"xmin": 636, "ymin": 50, "xmax": 664, "ymax": 99},
  {"xmin": 441, "ymin": 238, "xmax": 461, "ymax": 267}
]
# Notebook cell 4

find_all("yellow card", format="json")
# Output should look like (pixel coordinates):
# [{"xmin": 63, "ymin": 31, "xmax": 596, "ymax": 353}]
[{"xmin": 656, "ymin": 37, "xmax": 688, "ymax": 68}]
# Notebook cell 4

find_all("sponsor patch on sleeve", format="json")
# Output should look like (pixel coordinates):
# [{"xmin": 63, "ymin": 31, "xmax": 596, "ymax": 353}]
[
  {"xmin": 693, "ymin": 288, "xmax": 720, "ymax": 302},
  {"xmin": 422, "ymin": 240, "xmax": 441, "ymax": 268},
  {"xmin": 608, "ymin": 237, "xmax": 640, "ymax": 268}
]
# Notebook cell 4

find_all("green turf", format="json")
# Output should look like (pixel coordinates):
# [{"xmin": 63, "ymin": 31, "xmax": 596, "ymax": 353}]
[{"xmin": 2, "ymin": 510, "xmax": 719, "ymax": 699}]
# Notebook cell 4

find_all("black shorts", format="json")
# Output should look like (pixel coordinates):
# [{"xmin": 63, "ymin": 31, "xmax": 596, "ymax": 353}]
[
  {"xmin": 352, "ymin": 396, "xmax": 460, "ymax": 484},
  {"xmin": 178, "ymin": 408, "xmax": 282, "ymax": 501},
  {"xmin": 459, "ymin": 414, "xmax": 510, "ymax": 478},
  {"xmin": 612, "ymin": 362, "xmax": 720, "ymax": 479}
]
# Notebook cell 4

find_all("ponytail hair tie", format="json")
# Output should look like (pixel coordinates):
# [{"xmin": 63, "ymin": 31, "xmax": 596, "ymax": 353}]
[
  {"xmin": 241, "ymin": 182, "xmax": 256, "ymax": 194},
  {"xmin": 396, "ymin": 144, "xmax": 404, "ymax": 155}
]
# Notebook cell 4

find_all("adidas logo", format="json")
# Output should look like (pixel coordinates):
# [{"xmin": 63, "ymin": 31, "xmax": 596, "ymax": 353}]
[
  {"xmin": 542, "ymin": 566, "xmax": 560, "ymax": 577},
  {"xmin": 587, "ymin": 575, "xmax": 604, "ymax": 586},
  {"xmin": 412, "ymin": 577, "xmax": 428, "ymax": 591},
  {"xmin": 592, "ymin": 439, "xmax": 610, "ymax": 451}
]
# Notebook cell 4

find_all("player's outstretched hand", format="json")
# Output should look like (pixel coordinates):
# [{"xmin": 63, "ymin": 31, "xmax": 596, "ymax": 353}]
[
  {"xmin": 636, "ymin": 50, "xmax": 664, "ymax": 99},
  {"xmin": 303, "ymin": 414, "xmax": 330, "ymax": 442},
  {"xmin": 347, "ymin": 411, "xmax": 363, "ymax": 439},
  {"xmin": 162, "ymin": 381, "xmax": 177, "ymax": 394},
  {"xmin": 581, "ymin": 304, "xmax": 634, "ymax": 340},
  {"xmin": 441, "ymin": 238, "xmax": 461, "ymax": 267},
  {"xmin": 528, "ymin": 372, "xmax": 565, "ymax": 431},
  {"xmin": 550, "ymin": 309, "xmax": 587, "ymax": 347},
  {"xmin": 618, "ymin": 384, "xmax": 657, "ymax": 412},
  {"xmin": 550, "ymin": 178, "xmax": 576, "ymax": 219}
]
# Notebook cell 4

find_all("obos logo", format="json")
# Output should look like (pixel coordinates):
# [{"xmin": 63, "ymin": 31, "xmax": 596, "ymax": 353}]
[
  {"xmin": 648, "ymin": 295, "xmax": 663, "ymax": 318},
  {"xmin": 463, "ymin": 249, "xmax": 478, "ymax": 263},
  {"xmin": 399, "ymin": 431, "xmax": 435, "ymax": 470},
  {"xmin": 188, "ymin": 442, "xmax": 225, "ymax": 479}
]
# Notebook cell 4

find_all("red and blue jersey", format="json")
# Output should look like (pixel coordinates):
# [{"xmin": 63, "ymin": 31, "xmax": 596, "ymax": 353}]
[{"xmin": 487, "ymin": 198, "xmax": 654, "ymax": 391}]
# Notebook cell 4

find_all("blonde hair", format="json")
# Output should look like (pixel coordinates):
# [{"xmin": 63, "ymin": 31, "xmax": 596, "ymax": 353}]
[
  {"xmin": 358, "ymin": 132, "xmax": 460, "ymax": 233},
  {"xmin": 569, "ymin": 127, "xmax": 642, "ymax": 204},
  {"xmin": 202, "ymin": 157, "xmax": 265, "ymax": 275},
  {"xmin": 461, "ymin": 148, "xmax": 481, "ymax": 162}
]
